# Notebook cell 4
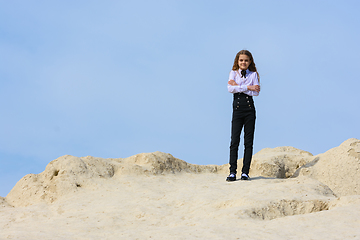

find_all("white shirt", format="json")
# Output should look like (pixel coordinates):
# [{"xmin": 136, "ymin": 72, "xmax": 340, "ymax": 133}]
[{"xmin": 227, "ymin": 69, "xmax": 259, "ymax": 96}]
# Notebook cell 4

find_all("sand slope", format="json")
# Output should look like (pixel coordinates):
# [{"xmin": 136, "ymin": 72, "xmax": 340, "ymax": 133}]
[
  {"xmin": 1, "ymin": 139, "xmax": 360, "ymax": 239},
  {"xmin": 294, "ymin": 138, "xmax": 360, "ymax": 196}
]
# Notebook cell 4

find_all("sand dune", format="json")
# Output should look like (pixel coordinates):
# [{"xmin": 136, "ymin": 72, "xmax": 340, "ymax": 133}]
[{"xmin": 1, "ymin": 138, "xmax": 360, "ymax": 239}]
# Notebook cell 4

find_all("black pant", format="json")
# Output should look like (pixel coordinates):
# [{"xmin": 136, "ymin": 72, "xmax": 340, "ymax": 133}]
[{"xmin": 229, "ymin": 93, "xmax": 256, "ymax": 175}]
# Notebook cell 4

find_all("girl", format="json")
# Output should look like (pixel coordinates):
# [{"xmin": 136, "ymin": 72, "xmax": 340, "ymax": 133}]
[{"xmin": 226, "ymin": 50, "xmax": 260, "ymax": 181}]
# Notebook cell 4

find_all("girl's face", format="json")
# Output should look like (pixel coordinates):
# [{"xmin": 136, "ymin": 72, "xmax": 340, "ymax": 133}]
[{"xmin": 238, "ymin": 54, "xmax": 251, "ymax": 70}]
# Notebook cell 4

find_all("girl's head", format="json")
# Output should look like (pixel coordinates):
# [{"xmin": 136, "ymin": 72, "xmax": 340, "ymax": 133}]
[{"xmin": 232, "ymin": 50, "xmax": 258, "ymax": 73}]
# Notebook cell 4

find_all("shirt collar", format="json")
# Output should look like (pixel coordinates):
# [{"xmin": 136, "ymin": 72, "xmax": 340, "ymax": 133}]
[{"xmin": 238, "ymin": 69, "xmax": 250, "ymax": 73}]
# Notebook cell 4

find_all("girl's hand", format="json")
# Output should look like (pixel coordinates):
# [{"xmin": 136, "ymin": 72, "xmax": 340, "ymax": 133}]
[
  {"xmin": 247, "ymin": 85, "xmax": 260, "ymax": 92},
  {"xmin": 228, "ymin": 80, "xmax": 238, "ymax": 86}
]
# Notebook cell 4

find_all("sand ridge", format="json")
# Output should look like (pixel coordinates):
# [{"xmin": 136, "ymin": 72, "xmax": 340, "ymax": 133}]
[{"xmin": 1, "ymin": 138, "xmax": 360, "ymax": 239}]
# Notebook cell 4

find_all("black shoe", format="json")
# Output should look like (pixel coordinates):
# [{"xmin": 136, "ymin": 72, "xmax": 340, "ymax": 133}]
[
  {"xmin": 240, "ymin": 173, "xmax": 250, "ymax": 180},
  {"xmin": 226, "ymin": 173, "xmax": 236, "ymax": 181}
]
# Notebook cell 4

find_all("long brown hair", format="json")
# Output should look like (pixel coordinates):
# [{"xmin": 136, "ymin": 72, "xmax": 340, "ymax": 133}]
[{"xmin": 232, "ymin": 50, "xmax": 260, "ymax": 82}]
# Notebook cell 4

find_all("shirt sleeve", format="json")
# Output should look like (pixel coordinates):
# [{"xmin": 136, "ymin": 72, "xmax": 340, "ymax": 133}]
[
  {"xmin": 253, "ymin": 72, "xmax": 259, "ymax": 86},
  {"xmin": 247, "ymin": 72, "xmax": 259, "ymax": 96},
  {"xmin": 227, "ymin": 71, "xmax": 248, "ymax": 93}
]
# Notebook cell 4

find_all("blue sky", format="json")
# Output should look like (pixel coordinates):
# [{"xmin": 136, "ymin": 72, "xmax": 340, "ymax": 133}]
[{"xmin": 1, "ymin": 0, "xmax": 359, "ymax": 197}]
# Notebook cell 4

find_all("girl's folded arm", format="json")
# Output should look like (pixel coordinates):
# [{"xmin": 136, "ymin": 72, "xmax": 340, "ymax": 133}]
[{"xmin": 228, "ymin": 82, "xmax": 248, "ymax": 93}]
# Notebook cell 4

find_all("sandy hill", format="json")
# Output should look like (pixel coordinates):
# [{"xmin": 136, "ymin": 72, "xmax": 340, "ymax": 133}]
[{"xmin": 1, "ymin": 138, "xmax": 360, "ymax": 239}]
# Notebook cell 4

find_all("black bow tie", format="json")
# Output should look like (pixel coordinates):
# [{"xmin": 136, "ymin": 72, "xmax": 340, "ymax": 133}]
[{"xmin": 241, "ymin": 70, "xmax": 246, "ymax": 78}]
